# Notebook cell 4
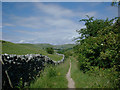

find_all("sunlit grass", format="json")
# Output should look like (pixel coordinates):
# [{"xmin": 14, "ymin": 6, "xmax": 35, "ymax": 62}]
[
  {"xmin": 2, "ymin": 41, "xmax": 62, "ymax": 61},
  {"xmin": 29, "ymin": 58, "xmax": 70, "ymax": 88},
  {"xmin": 70, "ymin": 56, "xmax": 116, "ymax": 88}
]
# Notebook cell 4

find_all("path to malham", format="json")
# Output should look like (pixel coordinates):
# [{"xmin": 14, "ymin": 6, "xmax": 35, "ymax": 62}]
[{"xmin": 66, "ymin": 60, "xmax": 75, "ymax": 89}]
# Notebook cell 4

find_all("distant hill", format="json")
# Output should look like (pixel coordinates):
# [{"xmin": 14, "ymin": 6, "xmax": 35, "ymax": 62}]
[
  {"xmin": 54, "ymin": 44, "xmax": 75, "ymax": 50},
  {"xmin": 35, "ymin": 43, "xmax": 54, "ymax": 49},
  {"xmin": 19, "ymin": 43, "xmax": 53, "ymax": 49},
  {"xmin": 20, "ymin": 43, "xmax": 75, "ymax": 50},
  {"xmin": 1, "ymin": 40, "xmax": 62, "ymax": 61},
  {"xmin": 2, "ymin": 40, "xmax": 46, "ymax": 55},
  {"xmin": 1, "ymin": 40, "xmax": 75, "ymax": 53}
]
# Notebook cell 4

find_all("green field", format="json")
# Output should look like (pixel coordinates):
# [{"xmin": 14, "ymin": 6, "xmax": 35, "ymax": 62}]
[
  {"xmin": 54, "ymin": 44, "xmax": 75, "ymax": 49},
  {"xmin": 2, "ymin": 40, "xmax": 62, "ymax": 61},
  {"xmin": 29, "ymin": 58, "xmax": 70, "ymax": 88},
  {"xmin": 19, "ymin": 43, "xmax": 75, "ymax": 50}
]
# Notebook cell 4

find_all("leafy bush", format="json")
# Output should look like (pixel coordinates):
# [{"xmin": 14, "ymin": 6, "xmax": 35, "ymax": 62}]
[
  {"xmin": 74, "ymin": 16, "xmax": 120, "ymax": 87},
  {"xmin": 74, "ymin": 16, "xmax": 119, "ymax": 69},
  {"xmin": 46, "ymin": 47, "xmax": 54, "ymax": 54},
  {"xmin": 57, "ymin": 50, "xmax": 64, "ymax": 54}
]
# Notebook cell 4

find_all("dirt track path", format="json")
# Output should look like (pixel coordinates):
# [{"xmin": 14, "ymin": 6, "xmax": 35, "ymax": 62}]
[{"xmin": 66, "ymin": 60, "xmax": 75, "ymax": 88}]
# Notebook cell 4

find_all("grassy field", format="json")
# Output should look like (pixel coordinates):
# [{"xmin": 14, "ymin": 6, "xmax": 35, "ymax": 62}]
[
  {"xmin": 70, "ymin": 56, "xmax": 116, "ymax": 88},
  {"xmin": 2, "ymin": 40, "xmax": 62, "ymax": 61},
  {"xmin": 54, "ymin": 44, "xmax": 75, "ymax": 49},
  {"xmin": 29, "ymin": 58, "xmax": 70, "ymax": 88}
]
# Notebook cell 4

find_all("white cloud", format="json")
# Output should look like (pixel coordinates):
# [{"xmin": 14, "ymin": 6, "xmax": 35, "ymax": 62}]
[
  {"xmin": 3, "ymin": 3, "xmax": 97, "ymax": 44},
  {"xmin": 18, "ymin": 40, "xmax": 25, "ymax": 43},
  {"xmin": 6, "ymin": 3, "xmax": 97, "ymax": 29},
  {"xmin": 0, "ymin": 25, "xmax": 2, "ymax": 28},
  {"xmin": 11, "ymin": 25, "xmax": 82, "ymax": 45},
  {"xmin": 35, "ymin": 3, "xmax": 97, "ymax": 18},
  {"xmin": 35, "ymin": 3, "xmax": 75, "ymax": 18}
]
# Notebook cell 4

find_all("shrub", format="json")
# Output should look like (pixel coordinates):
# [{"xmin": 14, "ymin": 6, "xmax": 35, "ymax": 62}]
[
  {"xmin": 46, "ymin": 47, "xmax": 54, "ymax": 54},
  {"xmin": 74, "ymin": 16, "xmax": 120, "ymax": 87},
  {"xmin": 74, "ymin": 16, "xmax": 119, "ymax": 70}
]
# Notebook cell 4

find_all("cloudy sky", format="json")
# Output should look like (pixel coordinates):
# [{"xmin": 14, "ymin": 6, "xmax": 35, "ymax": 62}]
[{"xmin": 2, "ymin": 2, "xmax": 118, "ymax": 45}]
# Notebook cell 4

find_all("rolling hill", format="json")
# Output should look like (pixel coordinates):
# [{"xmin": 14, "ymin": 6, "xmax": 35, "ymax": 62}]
[{"xmin": 1, "ymin": 40, "xmax": 62, "ymax": 61}]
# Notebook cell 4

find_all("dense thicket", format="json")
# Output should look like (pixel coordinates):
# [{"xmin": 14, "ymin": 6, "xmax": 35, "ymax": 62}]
[{"xmin": 74, "ymin": 16, "xmax": 120, "ymax": 87}]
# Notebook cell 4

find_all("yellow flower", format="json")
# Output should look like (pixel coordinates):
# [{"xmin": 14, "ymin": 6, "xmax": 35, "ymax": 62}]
[{"xmin": 58, "ymin": 72, "xmax": 61, "ymax": 76}]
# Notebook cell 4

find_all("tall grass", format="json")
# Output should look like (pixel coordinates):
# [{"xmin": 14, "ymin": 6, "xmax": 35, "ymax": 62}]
[
  {"xmin": 29, "ymin": 58, "xmax": 70, "ymax": 88},
  {"xmin": 70, "ymin": 56, "xmax": 117, "ymax": 88}
]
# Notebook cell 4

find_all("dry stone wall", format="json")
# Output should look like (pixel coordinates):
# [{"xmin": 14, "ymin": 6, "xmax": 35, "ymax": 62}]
[{"xmin": 1, "ymin": 53, "xmax": 65, "ymax": 89}]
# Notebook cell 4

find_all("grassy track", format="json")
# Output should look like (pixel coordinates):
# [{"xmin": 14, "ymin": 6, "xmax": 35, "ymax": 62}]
[
  {"xmin": 2, "ymin": 41, "xmax": 62, "ymax": 61},
  {"xmin": 29, "ymin": 58, "xmax": 70, "ymax": 88},
  {"xmin": 70, "ymin": 56, "xmax": 115, "ymax": 88}
]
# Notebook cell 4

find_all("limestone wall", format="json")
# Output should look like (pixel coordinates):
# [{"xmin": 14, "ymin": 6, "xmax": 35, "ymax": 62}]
[{"xmin": 1, "ymin": 53, "xmax": 65, "ymax": 89}]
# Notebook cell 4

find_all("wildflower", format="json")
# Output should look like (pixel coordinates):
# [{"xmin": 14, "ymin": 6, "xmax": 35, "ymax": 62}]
[{"xmin": 58, "ymin": 72, "xmax": 61, "ymax": 76}]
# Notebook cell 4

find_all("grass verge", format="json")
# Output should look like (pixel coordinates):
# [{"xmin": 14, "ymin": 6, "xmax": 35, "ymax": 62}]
[
  {"xmin": 70, "ymin": 56, "xmax": 116, "ymax": 88},
  {"xmin": 29, "ymin": 58, "xmax": 70, "ymax": 88}
]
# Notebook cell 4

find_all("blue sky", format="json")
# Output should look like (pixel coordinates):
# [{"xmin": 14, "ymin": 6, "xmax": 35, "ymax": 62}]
[{"xmin": 2, "ymin": 2, "xmax": 118, "ymax": 45}]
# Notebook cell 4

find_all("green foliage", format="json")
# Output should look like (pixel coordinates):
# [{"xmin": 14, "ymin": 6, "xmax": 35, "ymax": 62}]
[
  {"xmin": 76, "ymin": 15, "xmax": 118, "ymax": 40},
  {"xmin": 56, "ymin": 48, "xmax": 73, "ymax": 55},
  {"xmin": 47, "ymin": 66, "xmax": 57, "ymax": 77},
  {"xmin": 57, "ymin": 50, "xmax": 64, "ymax": 54},
  {"xmin": 111, "ymin": 1, "xmax": 120, "ymax": 6},
  {"xmin": 74, "ymin": 16, "xmax": 120, "ymax": 87},
  {"xmin": 46, "ymin": 47, "xmax": 54, "ymax": 54},
  {"xmin": 30, "ymin": 58, "xmax": 69, "ymax": 88},
  {"xmin": 71, "ymin": 57, "xmax": 120, "ymax": 88},
  {"xmin": 74, "ymin": 16, "xmax": 119, "ymax": 69}
]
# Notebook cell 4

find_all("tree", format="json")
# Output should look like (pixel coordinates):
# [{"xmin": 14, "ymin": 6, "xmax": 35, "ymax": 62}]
[
  {"xmin": 74, "ymin": 16, "xmax": 120, "ymax": 71},
  {"xmin": 75, "ymin": 15, "xmax": 117, "ymax": 41},
  {"xmin": 111, "ymin": 1, "xmax": 120, "ymax": 6},
  {"xmin": 46, "ymin": 47, "xmax": 54, "ymax": 54}
]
